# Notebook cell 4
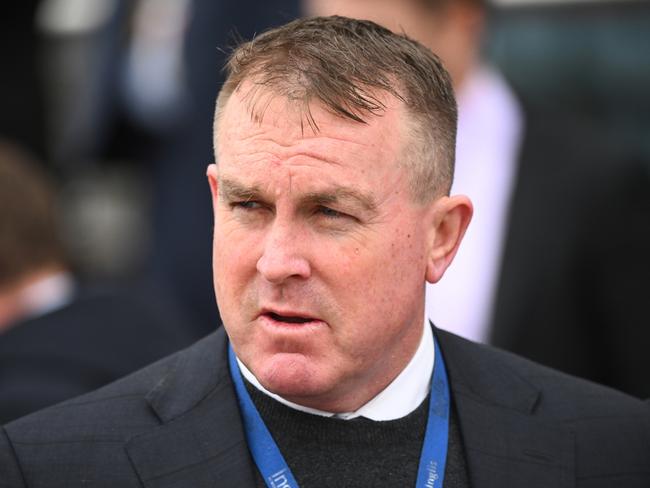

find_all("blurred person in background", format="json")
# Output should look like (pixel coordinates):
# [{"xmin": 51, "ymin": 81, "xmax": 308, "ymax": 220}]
[
  {"xmin": 0, "ymin": 140, "xmax": 193, "ymax": 424},
  {"xmin": 307, "ymin": 0, "xmax": 650, "ymax": 398},
  {"xmin": 0, "ymin": 141, "xmax": 73, "ymax": 332}
]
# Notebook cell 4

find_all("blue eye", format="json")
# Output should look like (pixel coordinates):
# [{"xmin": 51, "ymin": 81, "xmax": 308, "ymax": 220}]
[
  {"xmin": 318, "ymin": 206, "xmax": 345, "ymax": 219},
  {"xmin": 232, "ymin": 201, "xmax": 261, "ymax": 210}
]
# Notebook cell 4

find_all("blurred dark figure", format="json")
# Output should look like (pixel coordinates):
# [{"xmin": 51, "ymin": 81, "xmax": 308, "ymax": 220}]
[
  {"xmin": 0, "ymin": 141, "xmax": 194, "ymax": 424},
  {"xmin": 0, "ymin": 3, "xmax": 46, "ymax": 159},
  {"xmin": 308, "ymin": 0, "xmax": 650, "ymax": 398},
  {"xmin": 39, "ymin": 0, "xmax": 302, "ymax": 339}
]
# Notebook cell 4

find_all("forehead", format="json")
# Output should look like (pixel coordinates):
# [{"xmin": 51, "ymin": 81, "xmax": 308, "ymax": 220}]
[{"xmin": 215, "ymin": 82, "xmax": 408, "ymax": 176}]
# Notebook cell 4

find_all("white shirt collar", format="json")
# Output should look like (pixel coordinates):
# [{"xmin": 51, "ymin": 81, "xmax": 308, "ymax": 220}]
[{"xmin": 237, "ymin": 319, "xmax": 434, "ymax": 421}]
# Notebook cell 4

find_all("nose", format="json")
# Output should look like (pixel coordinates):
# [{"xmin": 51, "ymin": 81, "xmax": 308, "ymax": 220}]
[{"xmin": 256, "ymin": 221, "xmax": 311, "ymax": 284}]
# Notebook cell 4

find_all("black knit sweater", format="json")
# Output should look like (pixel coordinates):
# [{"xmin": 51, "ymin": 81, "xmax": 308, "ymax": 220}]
[{"xmin": 246, "ymin": 381, "xmax": 470, "ymax": 487}]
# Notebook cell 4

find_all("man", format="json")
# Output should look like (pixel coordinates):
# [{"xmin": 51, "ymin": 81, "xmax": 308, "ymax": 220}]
[
  {"xmin": 306, "ymin": 0, "xmax": 650, "ymax": 399},
  {"xmin": 1, "ymin": 16, "xmax": 648, "ymax": 488},
  {"xmin": 0, "ymin": 140, "xmax": 193, "ymax": 423}
]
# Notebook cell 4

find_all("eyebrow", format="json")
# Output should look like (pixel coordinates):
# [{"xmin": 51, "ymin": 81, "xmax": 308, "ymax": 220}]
[
  {"xmin": 218, "ymin": 177, "xmax": 378, "ymax": 214},
  {"xmin": 299, "ymin": 188, "xmax": 378, "ymax": 214},
  {"xmin": 218, "ymin": 178, "xmax": 261, "ymax": 202}
]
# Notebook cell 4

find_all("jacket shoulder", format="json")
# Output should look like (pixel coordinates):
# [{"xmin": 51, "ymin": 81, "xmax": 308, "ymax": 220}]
[
  {"xmin": 1, "ymin": 332, "xmax": 225, "ymax": 487},
  {"xmin": 437, "ymin": 328, "xmax": 650, "ymax": 484},
  {"xmin": 438, "ymin": 327, "xmax": 648, "ymax": 416},
  {"xmin": 482, "ymin": 338, "xmax": 647, "ymax": 418}
]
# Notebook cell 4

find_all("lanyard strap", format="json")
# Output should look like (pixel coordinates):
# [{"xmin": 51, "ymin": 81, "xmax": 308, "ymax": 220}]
[{"xmin": 228, "ymin": 334, "xmax": 450, "ymax": 488}]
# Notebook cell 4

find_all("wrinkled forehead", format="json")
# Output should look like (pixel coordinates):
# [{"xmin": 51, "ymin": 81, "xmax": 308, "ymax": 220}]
[{"xmin": 214, "ymin": 80, "xmax": 412, "ymax": 158}]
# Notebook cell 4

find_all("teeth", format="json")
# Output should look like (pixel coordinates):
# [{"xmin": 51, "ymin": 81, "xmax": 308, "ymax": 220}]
[{"xmin": 269, "ymin": 312, "xmax": 311, "ymax": 324}]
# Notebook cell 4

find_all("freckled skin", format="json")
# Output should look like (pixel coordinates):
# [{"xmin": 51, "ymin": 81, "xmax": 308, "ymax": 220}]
[{"xmin": 208, "ymin": 83, "xmax": 446, "ymax": 412}]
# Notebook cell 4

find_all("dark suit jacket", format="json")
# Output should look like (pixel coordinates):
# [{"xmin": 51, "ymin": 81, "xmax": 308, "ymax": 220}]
[
  {"xmin": 0, "ymin": 286, "xmax": 195, "ymax": 424},
  {"xmin": 1, "ymin": 327, "xmax": 648, "ymax": 487},
  {"xmin": 490, "ymin": 112, "xmax": 650, "ymax": 398}
]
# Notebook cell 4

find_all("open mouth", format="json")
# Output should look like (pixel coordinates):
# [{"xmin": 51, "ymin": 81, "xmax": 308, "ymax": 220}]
[{"xmin": 266, "ymin": 312, "xmax": 314, "ymax": 324}]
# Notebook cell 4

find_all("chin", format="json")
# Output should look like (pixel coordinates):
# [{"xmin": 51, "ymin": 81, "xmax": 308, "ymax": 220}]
[{"xmin": 254, "ymin": 352, "xmax": 330, "ymax": 400}]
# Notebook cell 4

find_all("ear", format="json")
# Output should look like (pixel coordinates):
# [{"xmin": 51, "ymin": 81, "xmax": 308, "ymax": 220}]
[
  {"xmin": 206, "ymin": 164, "xmax": 219, "ymax": 212},
  {"xmin": 425, "ymin": 195, "xmax": 473, "ymax": 284}
]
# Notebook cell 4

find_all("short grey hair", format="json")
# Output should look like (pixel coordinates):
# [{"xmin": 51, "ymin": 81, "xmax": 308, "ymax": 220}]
[{"xmin": 214, "ymin": 15, "xmax": 457, "ymax": 200}]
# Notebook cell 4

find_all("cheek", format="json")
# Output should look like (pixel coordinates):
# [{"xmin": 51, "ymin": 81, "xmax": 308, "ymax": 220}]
[
  {"xmin": 367, "ymin": 221, "xmax": 426, "ymax": 275},
  {"xmin": 321, "ymin": 230, "xmax": 425, "ymax": 366},
  {"xmin": 347, "ymin": 224, "xmax": 427, "ymax": 310},
  {"xmin": 213, "ymin": 227, "xmax": 260, "ymax": 298}
]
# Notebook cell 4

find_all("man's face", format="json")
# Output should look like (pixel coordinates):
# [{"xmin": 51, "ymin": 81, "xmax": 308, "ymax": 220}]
[{"xmin": 210, "ymin": 85, "xmax": 435, "ymax": 412}]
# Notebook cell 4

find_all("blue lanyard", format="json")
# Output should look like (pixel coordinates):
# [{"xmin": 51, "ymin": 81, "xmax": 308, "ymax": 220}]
[{"xmin": 228, "ymin": 334, "xmax": 450, "ymax": 488}]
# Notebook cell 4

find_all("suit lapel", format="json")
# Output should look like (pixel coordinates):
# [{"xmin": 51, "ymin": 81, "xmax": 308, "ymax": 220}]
[
  {"xmin": 436, "ymin": 328, "xmax": 575, "ymax": 488},
  {"xmin": 125, "ymin": 330, "xmax": 257, "ymax": 487}
]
